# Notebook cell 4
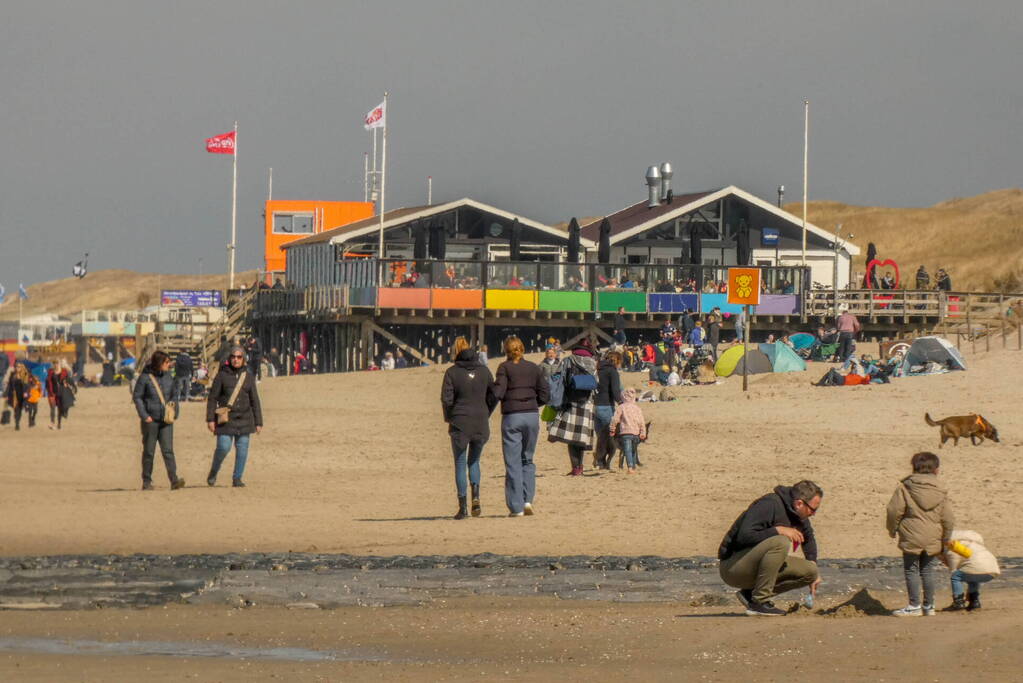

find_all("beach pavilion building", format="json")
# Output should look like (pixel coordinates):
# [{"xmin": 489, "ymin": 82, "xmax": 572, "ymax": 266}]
[{"xmin": 579, "ymin": 184, "xmax": 860, "ymax": 291}]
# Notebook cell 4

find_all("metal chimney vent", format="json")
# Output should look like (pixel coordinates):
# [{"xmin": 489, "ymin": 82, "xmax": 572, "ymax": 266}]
[
  {"xmin": 645, "ymin": 166, "xmax": 662, "ymax": 208},
  {"xmin": 659, "ymin": 162, "xmax": 673, "ymax": 201}
]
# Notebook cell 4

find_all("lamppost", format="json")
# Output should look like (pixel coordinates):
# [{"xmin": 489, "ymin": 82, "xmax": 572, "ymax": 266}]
[{"xmin": 832, "ymin": 225, "xmax": 854, "ymax": 315}]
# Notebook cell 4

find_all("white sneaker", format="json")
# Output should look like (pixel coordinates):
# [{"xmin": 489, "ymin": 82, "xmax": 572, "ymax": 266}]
[
  {"xmin": 524, "ymin": 503, "xmax": 534, "ymax": 516},
  {"xmin": 922, "ymin": 605, "xmax": 935, "ymax": 616},
  {"xmin": 508, "ymin": 511, "xmax": 524, "ymax": 517},
  {"xmin": 892, "ymin": 605, "xmax": 922, "ymax": 617}
]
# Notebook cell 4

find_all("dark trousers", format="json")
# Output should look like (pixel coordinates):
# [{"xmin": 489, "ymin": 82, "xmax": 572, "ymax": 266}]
[
  {"xmin": 50, "ymin": 402, "xmax": 66, "ymax": 428},
  {"xmin": 12, "ymin": 404, "xmax": 24, "ymax": 430},
  {"xmin": 140, "ymin": 420, "xmax": 179, "ymax": 485},
  {"xmin": 568, "ymin": 444, "xmax": 586, "ymax": 469},
  {"xmin": 26, "ymin": 402, "xmax": 37, "ymax": 427},
  {"xmin": 903, "ymin": 551, "xmax": 938, "ymax": 607},
  {"xmin": 837, "ymin": 332, "xmax": 855, "ymax": 362}
]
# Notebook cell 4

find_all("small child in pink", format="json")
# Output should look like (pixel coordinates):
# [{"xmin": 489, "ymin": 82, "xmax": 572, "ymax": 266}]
[{"xmin": 610, "ymin": 388, "xmax": 647, "ymax": 474}]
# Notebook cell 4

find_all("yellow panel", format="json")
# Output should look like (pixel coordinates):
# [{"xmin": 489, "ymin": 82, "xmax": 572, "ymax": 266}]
[{"xmin": 485, "ymin": 289, "xmax": 537, "ymax": 310}]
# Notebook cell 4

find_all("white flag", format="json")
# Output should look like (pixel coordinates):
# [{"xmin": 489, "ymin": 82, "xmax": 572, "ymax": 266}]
[{"xmin": 364, "ymin": 100, "xmax": 386, "ymax": 130}]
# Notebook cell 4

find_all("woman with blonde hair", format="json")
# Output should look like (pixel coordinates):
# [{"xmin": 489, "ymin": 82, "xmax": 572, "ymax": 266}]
[
  {"xmin": 3, "ymin": 363, "xmax": 32, "ymax": 431},
  {"xmin": 494, "ymin": 336, "xmax": 549, "ymax": 516},
  {"xmin": 441, "ymin": 336, "xmax": 497, "ymax": 519}
]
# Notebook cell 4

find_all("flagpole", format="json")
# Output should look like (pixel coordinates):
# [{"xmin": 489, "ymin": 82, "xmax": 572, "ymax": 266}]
[
  {"xmin": 229, "ymin": 121, "xmax": 238, "ymax": 290},
  {"xmin": 372, "ymin": 129, "xmax": 378, "ymax": 206},
  {"xmin": 268, "ymin": 166, "xmax": 273, "ymax": 201},
  {"xmin": 801, "ymin": 99, "xmax": 809, "ymax": 267},
  {"xmin": 378, "ymin": 92, "xmax": 388, "ymax": 259},
  {"xmin": 363, "ymin": 152, "xmax": 369, "ymax": 202}
]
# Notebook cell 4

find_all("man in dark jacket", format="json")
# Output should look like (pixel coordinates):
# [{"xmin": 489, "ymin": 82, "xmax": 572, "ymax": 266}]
[
  {"xmin": 613, "ymin": 307, "xmax": 627, "ymax": 345},
  {"xmin": 174, "ymin": 352, "xmax": 193, "ymax": 402},
  {"xmin": 718, "ymin": 481, "xmax": 823, "ymax": 616},
  {"xmin": 593, "ymin": 354, "xmax": 623, "ymax": 469},
  {"xmin": 205, "ymin": 347, "xmax": 264, "ymax": 487}
]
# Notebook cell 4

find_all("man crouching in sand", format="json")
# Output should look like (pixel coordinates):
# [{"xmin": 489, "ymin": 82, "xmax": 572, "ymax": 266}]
[{"xmin": 717, "ymin": 480, "xmax": 823, "ymax": 616}]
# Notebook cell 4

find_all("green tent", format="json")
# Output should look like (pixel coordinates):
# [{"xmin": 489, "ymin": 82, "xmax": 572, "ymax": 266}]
[
  {"xmin": 715, "ymin": 346, "xmax": 773, "ymax": 377},
  {"xmin": 758, "ymin": 342, "xmax": 807, "ymax": 373}
]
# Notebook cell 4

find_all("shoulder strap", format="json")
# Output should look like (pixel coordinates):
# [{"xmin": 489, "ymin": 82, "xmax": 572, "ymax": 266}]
[
  {"xmin": 226, "ymin": 371, "xmax": 247, "ymax": 408},
  {"xmin": 149, "ymin": 374, "xmax": 167, "ymax": 407}
]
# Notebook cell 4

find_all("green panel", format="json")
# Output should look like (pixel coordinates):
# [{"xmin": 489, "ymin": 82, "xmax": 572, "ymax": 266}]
[
  {"xmin": 538, "ymin": 291, "xmax": 592, "ymax": 312},
  {"xmin": 597, "ymin": 290, "xmax": 647, "ymax": 313}
]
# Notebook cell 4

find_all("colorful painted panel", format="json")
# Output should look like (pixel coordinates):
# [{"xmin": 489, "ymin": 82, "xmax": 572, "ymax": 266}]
[
  {"xmin": 699, "ymin": 293, "xmax": 743, "ymax": 314},
  {"xmin": 377, "ymin": 288, "xmax": 431, "ymax": 309},
  {"xmin": 538, "ymin": 291, "xmax": 592, "ymax": 312},
  {"xmin": 596, "ymin": 290, "xmax": 646, "ymax": 313},
  {"xmin": 432, "ymin": 289, "xmax": 484, "ymax": 309},
  {"xmin": 648, "ymin": 293, "xmax": 699, "ymax": 313},
  {"xmin": 485, "ymin": 289, "xmax": 537, "ymax": 310},
  {"xmin": 754, "ymin": 295, "xmax": 800, "ymax": 315}
]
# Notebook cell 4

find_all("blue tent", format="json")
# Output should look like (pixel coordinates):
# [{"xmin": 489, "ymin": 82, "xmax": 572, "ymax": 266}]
[
  {"xmin": 758, "ymin": 342, "xmax": 807, "ymax": 373},
  {"xmin": 790, "ymin": 333, "xmax": 816, "ymax": 350}
]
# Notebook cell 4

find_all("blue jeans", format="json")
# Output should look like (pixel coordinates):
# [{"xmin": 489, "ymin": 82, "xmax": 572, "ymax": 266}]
[
  {"xmin": 593, "ymin": 405, "xmax": 615, "ymax": 467},
  {"xmin": 451, "ymin": 437, "xmax": 484, "ymax": 498},
  {"xmin": 620, "ymin": 435, "xmax": 639, "ymax": 468},
  {"xmin": 950, "ymin": 570, "xmax": 994, "ymax": 598},
  {"xmin": 211, "ymin": 434, "xmax": 250, "ymax": 481},
  {"xmin": 501, "ymin": 412, "xmax": 538, "ymax": 513}
]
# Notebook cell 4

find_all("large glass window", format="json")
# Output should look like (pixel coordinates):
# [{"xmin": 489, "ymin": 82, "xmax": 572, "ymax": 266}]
[{"xmin": 273, "ymin": 213, "xmax": 315, "ymax": 234}]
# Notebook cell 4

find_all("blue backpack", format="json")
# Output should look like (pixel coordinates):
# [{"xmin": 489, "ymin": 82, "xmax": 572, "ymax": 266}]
[{"xmin": 547, "ymin": 368, "xmax": 566, "ymax": 410}]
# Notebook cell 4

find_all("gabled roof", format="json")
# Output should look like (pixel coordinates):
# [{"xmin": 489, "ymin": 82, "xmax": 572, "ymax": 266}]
[
  {"xmin": 580, "ymin": 186, "xmax": 860, "ymax": 256},
  {"xmin": 580, "ymin": 190, "xmax": 718, "ymax": 241},
  {"xmin": 283, "ymin": 198, "xmax": 594, "ymax": 249}
]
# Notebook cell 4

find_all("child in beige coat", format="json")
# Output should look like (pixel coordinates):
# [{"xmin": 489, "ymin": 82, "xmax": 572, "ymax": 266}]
[{"xmin": 944, "ymin": 529, "xmax": 1000, "ymax": 611}]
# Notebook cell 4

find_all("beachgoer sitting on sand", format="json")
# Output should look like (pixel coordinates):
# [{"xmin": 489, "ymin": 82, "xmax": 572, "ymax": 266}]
[{"xmin": 718, "ymin": 480, "xmax": 823, "ymax": 616}]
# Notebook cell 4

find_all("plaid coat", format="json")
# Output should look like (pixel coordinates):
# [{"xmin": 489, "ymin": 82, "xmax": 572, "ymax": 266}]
[{"xmin": 547, "ymin": 354, "xmax": 597, "ymax": 448}]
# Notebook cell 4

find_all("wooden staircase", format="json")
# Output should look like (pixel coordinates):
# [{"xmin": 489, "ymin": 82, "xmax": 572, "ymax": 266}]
[
  {"xmin": 931, "ymin": 293, "xmax": 1023, "ymax": 340},
  {"xmin": 144, "ymin": 287, "xmax": 259, "ymax": 369}
]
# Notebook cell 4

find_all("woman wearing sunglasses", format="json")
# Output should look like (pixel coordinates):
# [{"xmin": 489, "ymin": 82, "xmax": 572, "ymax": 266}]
[{"xmin": 205, "ymin": 346, "xmax": 263, "ymax": 487}]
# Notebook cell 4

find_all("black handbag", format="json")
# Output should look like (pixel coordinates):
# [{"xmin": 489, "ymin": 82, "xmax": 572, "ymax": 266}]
[{"xmin": 1, "ymin": 409, "xmax": 10, "ymax": 425}]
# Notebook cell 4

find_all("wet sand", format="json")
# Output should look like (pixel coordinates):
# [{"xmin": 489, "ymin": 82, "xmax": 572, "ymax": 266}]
[{"xmin": 2, "ymin": 593, "xmax": 1023, "ymax": 681}]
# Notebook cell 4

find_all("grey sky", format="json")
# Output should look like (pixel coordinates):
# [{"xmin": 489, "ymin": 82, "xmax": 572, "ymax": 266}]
[{"xmin": 2, "ymin": 1, "xmax": 1020, "ymax": 288}]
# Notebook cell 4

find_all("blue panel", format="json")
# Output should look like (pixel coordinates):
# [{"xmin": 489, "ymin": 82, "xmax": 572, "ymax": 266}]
[
  {"xmin": 700, "ymin": 293, "xmax": 744, "ymax": 314},
  {"xmin": 648, "ymin": 293, "xmax": 700, "ymax": 313}
]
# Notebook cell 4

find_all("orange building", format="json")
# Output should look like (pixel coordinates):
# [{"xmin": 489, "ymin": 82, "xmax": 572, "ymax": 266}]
[{"xmin": 264, "ymin": 200, "xmax": 374, "ymax": 281}]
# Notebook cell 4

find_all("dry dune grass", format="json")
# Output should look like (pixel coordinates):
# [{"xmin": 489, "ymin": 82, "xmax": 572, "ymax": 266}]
[
  {"xmin": 0, "ymin": 269, "xmax": 258, "ymax": 320},
  {"xmin": 787, "ymin": 188, "xmax": 1023, "ymax": 292}
]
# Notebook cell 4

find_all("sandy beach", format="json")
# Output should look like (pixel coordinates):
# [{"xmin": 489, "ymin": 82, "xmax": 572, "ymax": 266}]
[{"xmin": 1, "ymin": 339, "xmax": 1020, "ymax": 560}]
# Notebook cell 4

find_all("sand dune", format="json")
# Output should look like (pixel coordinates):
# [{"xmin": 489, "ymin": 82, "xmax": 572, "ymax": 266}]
[{"xmin": 1, "ymin": 336, "xmax": 1020, "ymax": 559}]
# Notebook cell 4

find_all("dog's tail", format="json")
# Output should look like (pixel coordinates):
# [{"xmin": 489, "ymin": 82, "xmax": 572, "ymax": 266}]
[{"xmin": 924, "ymin": 412, "xmax": 939, "ymax": 426}]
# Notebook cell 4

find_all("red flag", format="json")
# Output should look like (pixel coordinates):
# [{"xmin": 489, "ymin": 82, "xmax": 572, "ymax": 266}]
[{"xmin": 206, "ymin": 131, "xmax": 236, "ymax": 154}]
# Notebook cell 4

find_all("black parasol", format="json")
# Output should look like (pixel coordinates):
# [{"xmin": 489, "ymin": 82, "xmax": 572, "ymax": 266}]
[
  {"xmin": 864, "ymin": 242, "xmax": 878, "ymax": 288},
  {"xmin": 509, "ymin": 219, "xmax": 522, "ymax": 261},
  {"xmin": 597, "ymin": 218, "xmax": 612, "ymax": 264},
  {"xmin": 567, "ymin": 217, "xmax": 581, "ymax": 263},
  {"xmin": 736, "ymin": 219, "xmax": 751, "ymax": 266},
  {"xmin": 430, "ymin": 223, "xmax": 447, "ymax": 260},
  {"xmin": 413, "ymin": 222, "xmax": 428, "ymax": 260}
]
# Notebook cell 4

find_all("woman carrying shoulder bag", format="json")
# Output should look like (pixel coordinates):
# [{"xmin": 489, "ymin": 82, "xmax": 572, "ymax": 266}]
[
  {"xmin": 132, "ymin": 351, "xmax": 185, "ymax": 491},
  {"xmin": 547, "ymin": 337, "xmax": 599, "ymax": 476},
  {"xmin": 206, "ymin": 346, "xmax": 263, "ymax": 488}
]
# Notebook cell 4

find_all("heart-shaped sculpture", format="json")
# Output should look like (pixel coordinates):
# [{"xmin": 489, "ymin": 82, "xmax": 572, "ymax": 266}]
[{"xmin": 865, "ymin": 259, "xmax": 899, "ymax": 289}]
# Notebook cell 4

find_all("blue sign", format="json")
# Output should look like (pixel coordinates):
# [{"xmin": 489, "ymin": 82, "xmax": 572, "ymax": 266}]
[
  {"xmin": 761, "ymin": 228, "xmax": 780, "ymax": 246},
  {"xmin": 161, "ymin": 289, "xmax": 223, "ymax": 307}
]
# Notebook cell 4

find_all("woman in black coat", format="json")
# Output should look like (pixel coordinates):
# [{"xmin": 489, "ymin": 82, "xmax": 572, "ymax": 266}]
[
  {"xmin": 205, "ymin": 346, "xmax": 263, "ymax": 487},
  {"xmin": 441, "ymin": 336, "xmax": 497, "ymax": 519},
  {"xmin": 132, "ymin": 351, "xmax": 185, "ymax": 490}
]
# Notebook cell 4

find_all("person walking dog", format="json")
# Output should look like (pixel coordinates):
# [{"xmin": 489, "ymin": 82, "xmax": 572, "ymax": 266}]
[
  {"xmin": 206, "ymin": 346, "xmax": 263, "ymax": 487},
  {"xmin": 132, "ymin": 351, "xmax": 185, "ymax": 491}
]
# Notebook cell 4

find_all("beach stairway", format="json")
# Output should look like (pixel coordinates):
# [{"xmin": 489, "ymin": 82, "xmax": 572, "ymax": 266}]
[
  {"xmin": 148, "ymin": 287, "xmax": 258, "ymax": 370},
  {"xmin": 931, "ymin": 293, "xmax": 1023, "ymax": 340}
]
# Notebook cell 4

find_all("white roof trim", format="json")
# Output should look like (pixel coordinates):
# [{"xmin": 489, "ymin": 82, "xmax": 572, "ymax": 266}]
[
  {"xmin": 327, "ymin": 198, "xmax": 595, "ymax": 247},
  {"xmin": 607, "ymin": 186, "xmax": 860, "ymax": 256}
]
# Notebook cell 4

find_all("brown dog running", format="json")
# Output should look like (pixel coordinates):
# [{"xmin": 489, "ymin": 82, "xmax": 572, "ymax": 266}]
[{"xmin": 924, "ymin": 413, "xmax": 1000, "ymax": 448}]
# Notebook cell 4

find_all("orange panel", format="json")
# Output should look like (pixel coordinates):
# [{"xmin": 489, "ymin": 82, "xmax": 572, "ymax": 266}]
[
  {"xmin": 377, "ymin": 288, "xmax": 431, "ymax": 309},
  {"xmin": 431, "ymin": 289, "xmax": 483, "ymax": 309},
  {"xmin": 264, "ymin": 199, "xmax": 374, "ymax": 276}
]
